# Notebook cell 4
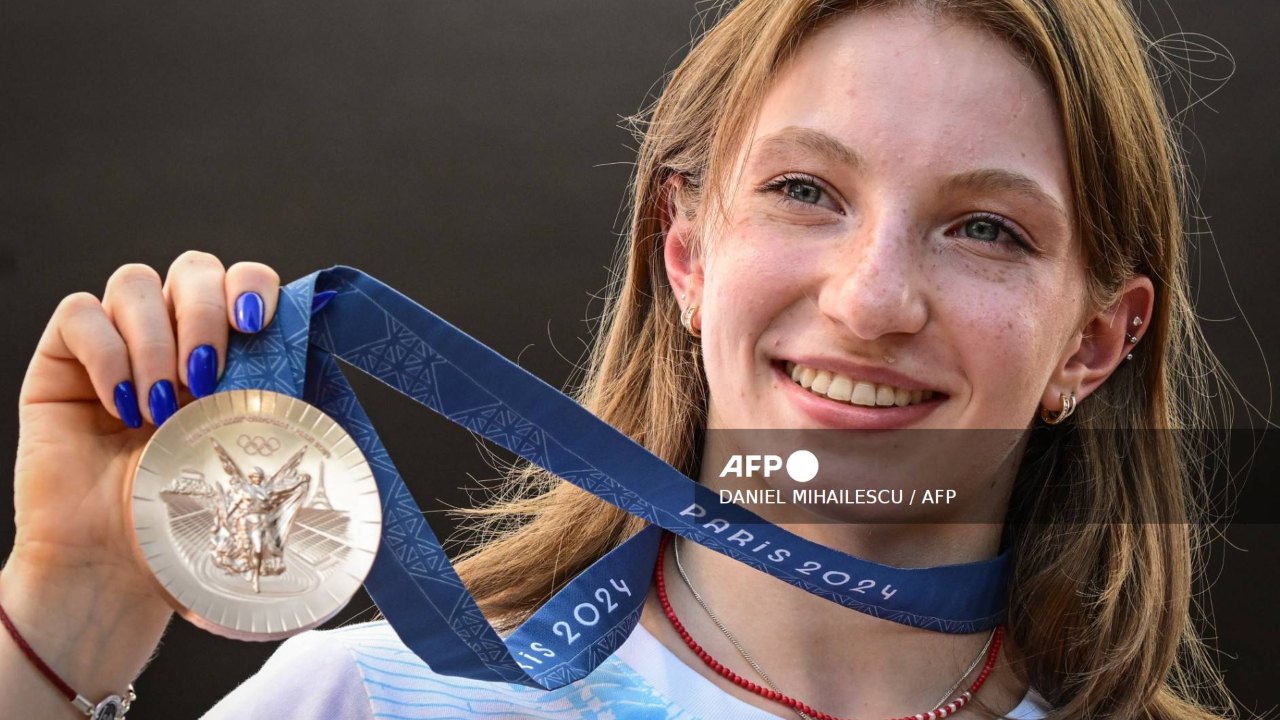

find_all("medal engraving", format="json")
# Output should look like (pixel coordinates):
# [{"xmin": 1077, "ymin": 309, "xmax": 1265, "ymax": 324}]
[{"xmin": 128, "ymin": 389, "xmax": 382, "ymax": 640}]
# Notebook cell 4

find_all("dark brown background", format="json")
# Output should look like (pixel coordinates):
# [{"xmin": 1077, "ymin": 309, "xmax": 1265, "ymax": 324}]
[{"xmin": 1, "ymin": 1, "xmax": 1276, "ymax": 717}]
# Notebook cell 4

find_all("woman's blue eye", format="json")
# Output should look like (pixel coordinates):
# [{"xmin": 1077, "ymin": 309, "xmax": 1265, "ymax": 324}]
[
  {"xmin": 963, "ymin": 218, "xmax": 1002, "ymax": 242},
  {"xmin": 785, "ymin": 180, "xmax": 823, "ymax": 205},
  {"xmin": 957, "ymin": 213, "xmax": 1028, "ymax": 252},
  {"xmin": 759, "ymin": 174, "xmax": 834, "ymax": 211}
]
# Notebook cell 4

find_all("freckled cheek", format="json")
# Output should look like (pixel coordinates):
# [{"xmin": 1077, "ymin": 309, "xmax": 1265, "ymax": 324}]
[
  {"xmin": 933, "ymin": 274, "xmax": 1049, "ymax": 400},
  {"xmin": 954, "ymin": 312, "xmax": 1049, "ymax": 414},
  {"xmin": 707, "ymin": 231, "xmax": 813, "ymax": 305},
  {"xmin": 703, "ymin": 232, "xmax": 812, "ymax": 393}
]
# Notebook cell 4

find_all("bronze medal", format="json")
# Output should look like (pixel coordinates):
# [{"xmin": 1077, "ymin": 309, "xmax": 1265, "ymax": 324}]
[{"xmin": 127, "ymin": 389, "xmax": 382, "ymax": 640}]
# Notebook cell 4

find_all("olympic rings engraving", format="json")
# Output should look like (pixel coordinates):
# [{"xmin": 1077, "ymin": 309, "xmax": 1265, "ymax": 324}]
[{"xmin": 236, "ymin": 434, "xmax": 281, "ymax": 456}]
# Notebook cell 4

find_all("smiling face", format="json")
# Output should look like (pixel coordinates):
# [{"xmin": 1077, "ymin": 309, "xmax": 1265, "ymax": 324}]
[
  {"xmin": 692, "ymin": 8, "xmax": 1085, "ymax": 436},
  {"xmin": 665, "ymin": 7, "xmax": 1097, "ymax": 512}
]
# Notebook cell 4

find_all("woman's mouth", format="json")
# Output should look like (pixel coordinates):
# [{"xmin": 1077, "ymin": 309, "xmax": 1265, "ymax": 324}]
[{"xmin": 783, "ymin": 361, "xmax": 940, "ymax": 408}]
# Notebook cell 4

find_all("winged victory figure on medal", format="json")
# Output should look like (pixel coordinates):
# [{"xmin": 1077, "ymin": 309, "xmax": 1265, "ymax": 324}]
[
  {"xmin": 209, "ymin": 439, "xmax": 312, "ymax": 592},
  {"xmin": 158, "ymin": 437, "xmax": 352, "ymax": 596}
]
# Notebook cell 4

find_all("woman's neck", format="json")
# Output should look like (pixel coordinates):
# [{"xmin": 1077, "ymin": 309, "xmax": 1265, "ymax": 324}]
[
  {"xmin": 639, "ymin": 444, "xmax": 1028, "ymax": 718},
  {"xmin": 639, "ymin": 526, "xmax": 1026, "ymax": 718}
]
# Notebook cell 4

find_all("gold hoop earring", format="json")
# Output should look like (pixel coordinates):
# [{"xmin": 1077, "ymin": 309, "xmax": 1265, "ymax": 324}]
[
  {"xmin": 680, "ymin": 304, "xmax": 701, "ymax": 338},
  {"xmin": 1040, "ymin": 392, "xmax": 1077, "ymax": 425}
]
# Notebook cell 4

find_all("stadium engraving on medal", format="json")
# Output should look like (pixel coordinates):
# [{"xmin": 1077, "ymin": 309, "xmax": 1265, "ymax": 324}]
[{"xmin": 127, "ymin": 389, "xmax": 382, "ymax": 641}]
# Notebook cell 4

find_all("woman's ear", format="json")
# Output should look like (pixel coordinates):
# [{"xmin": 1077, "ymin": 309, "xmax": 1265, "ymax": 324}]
[
  {"xmin": 1043, "ymin": 275, "xmax": 1154, "ymax": 406},
  {"xmin": 661, "ymin": 174, "xmax": 704, "ymax": 304}
]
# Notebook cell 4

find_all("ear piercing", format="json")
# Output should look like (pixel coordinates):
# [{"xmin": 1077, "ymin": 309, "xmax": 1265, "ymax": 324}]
[
  {"xmin": 679, "ymin": 293, "xmax": 701, "ymax": 338},
  {"xmin": 1124, "ymin": 316, "xmax": 1143, "ymax": 361},
  {"xmin": 1041, "ymin": 392, "xmax": 1077, "ymax": 425},
  {"xmin": 680, "ymin": 304, "xmax": 701, "ymax": 338}
]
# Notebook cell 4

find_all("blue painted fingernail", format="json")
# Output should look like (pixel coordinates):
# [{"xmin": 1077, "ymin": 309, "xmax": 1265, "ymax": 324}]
[
  {"xmin": 234, "ymin": 291, "xmax": 265, "ymax": 333},
  {"xmin": 113, "ymin": 381, "xmax": 143, "ymax": 429},
  {"xmin": 149, "ymin": 380, "xmax": 178, "ymax": 426},
  {"xmin": 188, "ymin": 344, "xmax": 218, "ymax": 398},
  {"xmin": 311, "ymin": 290, "xmax": 338, "ymax": 315}
]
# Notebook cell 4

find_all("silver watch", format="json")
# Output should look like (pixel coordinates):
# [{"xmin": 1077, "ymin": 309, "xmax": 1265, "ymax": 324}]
[{"xmin": 72, "ymin": 683, "xmax": 135, "ymax": 720}]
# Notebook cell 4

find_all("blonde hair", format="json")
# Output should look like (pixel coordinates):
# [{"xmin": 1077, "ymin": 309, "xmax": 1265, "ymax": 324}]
[{"xmin": 452, "ymin": 1, "xmax": 1237, "ymax": 716}]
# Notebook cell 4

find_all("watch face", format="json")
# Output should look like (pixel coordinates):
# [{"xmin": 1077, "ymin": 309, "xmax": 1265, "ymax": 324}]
[
  {"xmin": 91, "ymin": 697, "xmax": 121, "ymax": 720},
  {"xmin": 127, "ymin": 389, "xmax": 383, "ymax": 641}
]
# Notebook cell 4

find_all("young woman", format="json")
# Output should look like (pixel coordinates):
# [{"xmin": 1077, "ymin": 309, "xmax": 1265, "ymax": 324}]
[{"xmin": 0, "ymin": 0, "xmax": 1238, "ymax": 717}]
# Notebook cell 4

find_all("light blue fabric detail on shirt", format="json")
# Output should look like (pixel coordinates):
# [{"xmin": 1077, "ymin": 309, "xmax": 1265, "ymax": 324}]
[
  {"xmin": 334, "ymin": 623, "xmax": 709, "ymax": 720},
  {"xmin": 202, "ymin": 620, "xmax": 1051, "ymax": 720}
]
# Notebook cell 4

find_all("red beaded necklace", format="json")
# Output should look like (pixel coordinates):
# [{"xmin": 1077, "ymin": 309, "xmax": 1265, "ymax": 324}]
[{"xmin": 654, "ymin": 532, "xmax": 1005, "ymax": 720}]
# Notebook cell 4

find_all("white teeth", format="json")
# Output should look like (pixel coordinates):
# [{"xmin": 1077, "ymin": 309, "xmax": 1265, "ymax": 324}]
[
  {"xmin": 810, "ymin": 371, "xmax": 832, "ymax": 395},
  {"xmin": 783, "ymin": 361, "xmax": 937, "ymax": 409},
  {"xmin": 850, "ymin": 382, "xmax": 877, "ymax": 406},
  {"xmin": 800, "ymin": 367, "xmax": 817, "ymax": 388},
  {"xmin": 826, "ymin": 376, "xmax": 853, "ymax": 402}
]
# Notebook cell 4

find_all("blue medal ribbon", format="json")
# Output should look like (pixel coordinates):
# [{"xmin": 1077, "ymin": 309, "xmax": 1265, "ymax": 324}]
[{"xmin": 217, "ymin": 267, "xmax": 1009, "ymax": 689}]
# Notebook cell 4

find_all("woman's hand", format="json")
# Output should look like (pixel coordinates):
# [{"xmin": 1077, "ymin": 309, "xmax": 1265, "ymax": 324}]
[{"xmin": 1, "ymin": 251, "xmax": 279, "ymax": 708}]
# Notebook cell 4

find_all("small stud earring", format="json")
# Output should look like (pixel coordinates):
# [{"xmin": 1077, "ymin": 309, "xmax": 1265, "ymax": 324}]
[
  {"xmin": 1131, "ymin": 316, "xmax": 1143, "ymax": 327},
  {"xmin": 1127, "ymin": 333, "xmax": 1138, "ymax": 344},
  {"xmin": 1125, "ymin": 353, "xmax": 1134, "ymax": 362}
]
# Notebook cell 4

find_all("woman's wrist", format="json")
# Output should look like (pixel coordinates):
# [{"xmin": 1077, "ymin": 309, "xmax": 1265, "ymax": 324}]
[{"xmin": 0, "ymin": 553, "xmax": 171, "ymax": 711}]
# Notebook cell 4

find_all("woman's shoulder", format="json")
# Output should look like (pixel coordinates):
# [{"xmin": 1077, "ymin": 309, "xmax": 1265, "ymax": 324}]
[
  {"xmin": 200, "ymin": 622, "xmax": 382, "ymax": 719},
  {"xmin": 1009, "ymin": 688, "xmax": 1053, "ymax": 719}
]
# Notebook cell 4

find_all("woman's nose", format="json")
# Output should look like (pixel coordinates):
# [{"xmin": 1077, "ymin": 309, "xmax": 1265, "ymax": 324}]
[{"xmin": 816, "ymin": 216, "xmax": 928, "ymax": 340}]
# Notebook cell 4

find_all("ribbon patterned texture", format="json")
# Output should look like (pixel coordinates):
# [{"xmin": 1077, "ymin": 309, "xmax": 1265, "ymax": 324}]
[{"xmin": 215, "ymin": 267, "xmax": 1010, "ymax": 689}]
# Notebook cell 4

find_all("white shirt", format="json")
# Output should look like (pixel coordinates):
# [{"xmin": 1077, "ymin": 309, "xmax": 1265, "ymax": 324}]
[{"xmin": 202, "ymin": 620, "xmax": 1051, "ymax": 719}]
